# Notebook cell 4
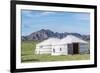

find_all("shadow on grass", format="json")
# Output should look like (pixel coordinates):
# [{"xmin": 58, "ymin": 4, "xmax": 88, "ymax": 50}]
[{"xmin": 22, "ymin": 59, "xmax": 40, "ymax": 62}]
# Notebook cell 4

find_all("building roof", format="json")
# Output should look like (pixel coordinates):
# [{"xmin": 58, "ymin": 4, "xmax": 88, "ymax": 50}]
[
  {"xmin": 59, "ymin": 35, "xmax": 87, "ymax": 44},
  {"xmin": 37, "ymin": 38, "xmax": 60, "ymax": 46},
  {"xmin": 37, "ymin": 35, "xmax": 87, "ymax": 46}
]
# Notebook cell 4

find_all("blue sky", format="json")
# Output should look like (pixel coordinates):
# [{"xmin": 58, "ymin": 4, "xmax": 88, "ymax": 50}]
[{"xmin": 21, "ymin": 10, "xmax": 90, "ymax": 36}]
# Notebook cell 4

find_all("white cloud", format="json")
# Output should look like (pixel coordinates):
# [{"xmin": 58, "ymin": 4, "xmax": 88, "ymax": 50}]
[
  {"xmin": 22, "ymin": 10, "xmax": 56, "ymax": 18},
  {"xmin": 40, "ymin": 12, "xmax": 55, "ymax": 16}
]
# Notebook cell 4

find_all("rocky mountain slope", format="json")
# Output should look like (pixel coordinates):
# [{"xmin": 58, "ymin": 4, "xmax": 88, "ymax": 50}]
[{"xmin": 22, "ymin": 29, "xmax": 90, "ymax": 41}]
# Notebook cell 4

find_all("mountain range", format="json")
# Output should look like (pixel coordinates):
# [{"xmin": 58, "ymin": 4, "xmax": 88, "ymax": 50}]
[{"xmin": 22, "ymin": 29, "xmax": 90, "ymax": 41}]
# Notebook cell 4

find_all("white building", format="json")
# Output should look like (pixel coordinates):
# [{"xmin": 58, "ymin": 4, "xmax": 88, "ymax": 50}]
[
  {"xmin": 35, "ymin": 35, "xmax": 89, "ymax": 55},
  {"xmin": 35, "ymin": 38, "xmax": 60, "ymax": 54}
]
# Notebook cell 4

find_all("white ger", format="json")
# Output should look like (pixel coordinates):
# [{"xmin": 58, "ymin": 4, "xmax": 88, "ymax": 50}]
[{"xmin": 35, "ymin": 35, "xmax": 89, "ymax": 55}]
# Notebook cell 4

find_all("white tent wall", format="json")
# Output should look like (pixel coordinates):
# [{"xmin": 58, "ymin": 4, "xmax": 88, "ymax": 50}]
[
  {"xmin": 79, "ymin": 43, "xmax": 89, "ymax": 54},
  {"xmin": 35, "ymin": 38, "xmax": 60, "ymax": 55},
  {"xmin": 35, "ymin": 43, "xmax": 89, "ymax": 55},
  {"xmin": 67, "ymin": 44, "xmax": 73, "ymax": 54},
  {"xmin": 51, "ymin": 45, "xmax": 60, "ymax": 55},
  {"xmin": 60, "ymin": 45, "xmax": 68, "ymax": 55},
  {"xmin": 51, "ymin": 44, "xmax": 68, "ymax": 55},
  {"xmin": 35, "ymin": 45, "xmax": 52, "ymax": 54}
]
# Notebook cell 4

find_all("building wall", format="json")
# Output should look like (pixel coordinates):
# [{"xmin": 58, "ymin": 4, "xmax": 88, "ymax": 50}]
[
  {"xmin": 67, "ymin": 44, "xmax": 73, "ymax": 54},
  {"xmin": 51, "ymin": 45, "xmax": 68, "ymax": 55},
  {"xmin": 51, "ymin": 45, "xmax": 60, "ymax": 55},
  {"xmin": 79, "ymin": 43, "xmax": 89, "ymax": 54},
  {"xmin": 67, "ymin": 43, "xmax": 89, "ymax": 55},
  {"xmin": 35, "ymin": 43, "xmax": 89, "ymax": 55},
  {"xmin": 35, "ymin": 45, "xmax": 52, "ymax": 54}
]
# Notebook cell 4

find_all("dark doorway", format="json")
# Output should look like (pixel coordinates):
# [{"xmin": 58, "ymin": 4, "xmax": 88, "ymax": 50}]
[
  {"xmin": 53, "ymin": 48, "xmax": 55, "ymax": 53},
  {"xmin": 73, "ymin": 43, "xmax": 79, "ymax": 54}
]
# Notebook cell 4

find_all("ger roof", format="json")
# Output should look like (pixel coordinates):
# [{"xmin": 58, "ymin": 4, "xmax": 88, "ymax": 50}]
[
  {"xmin": 59, "ymin": 35, "xmax": 87, "ymax": 44},
  {"xmin": 37, "ymin": 38, "xmax": 60, "ymax": 46}
]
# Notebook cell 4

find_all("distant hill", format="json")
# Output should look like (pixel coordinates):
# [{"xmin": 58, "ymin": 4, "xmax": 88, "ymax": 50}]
[{"xmin": 22, "ymin": 29, "xmax": 90, "ymax": 41}]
